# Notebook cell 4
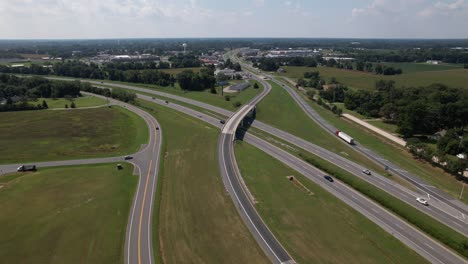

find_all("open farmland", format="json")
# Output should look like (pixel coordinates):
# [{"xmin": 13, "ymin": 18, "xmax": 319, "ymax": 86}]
[{"xmin": 278, "ymin": 65, "xmax": 468, "ymax": 90}]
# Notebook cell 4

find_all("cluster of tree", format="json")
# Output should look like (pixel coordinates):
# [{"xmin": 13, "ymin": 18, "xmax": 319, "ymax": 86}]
[
  {"xmin": 0, "ymin": 74, "xmax": 81, "ymax": 99},
  {"xmin": 374, "ymin": 65, "xmax": 403, "ymax": 75},
  {"xmin": 437, "ymin": 129, "xmax": 467, "ymax": 156},
  {"xmin": 176, "ymin": 68, "xmax": 216, "ymax": 92},
  {"xmin": 0, "ymin": 61, "xmax": 177, "ymax": 87},
  {"xmin": 168, "ymin": 54, "xmax": 201, "ymax": 68},
  {"xmin": 319, "ymin": 84, "xmax": 348, "ymax": 102},
  {"xmin": 354, "ymin": 48, "xmax": 468, "ymax": 64},
  {"xmin": 406, "ymin": 137, "xmax": 467, "ymax": 180},
  {"xmin": 222, "ymin": 58, "xmax": 242, "ymax": 71},
  {"xmin": 343, "ymin": 80, "xmax": 468, "ymax": 137},
  {"xmin": 79, "ymin": 84, "xmax": 137, "ymax": 103},
  {"xmin": 0, "ymin": 50, "xmax": 21, "ymax": 59},
  {"xmin": 297, "ymin": 71, "xmax": 325, "ymax": 89},
  {"xmin": 0, "ymin": 74, "xmax": 87, "ymax": 112},
  {"xmin": 103, "ymin": 61, "xmax": 169, "ymax": 71},
  {"xmin": 0, "ymin": 99, "xmax": 49, "ymax": 112},
  {"xmin": 251, "ymin": 57, "xmax": 318, "ymax": 71}
]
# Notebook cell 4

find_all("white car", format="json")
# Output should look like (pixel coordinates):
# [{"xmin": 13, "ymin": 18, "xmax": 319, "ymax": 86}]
[{"xmin": 416, "ymin": 197, "xmax": 428, "ymax": 206}]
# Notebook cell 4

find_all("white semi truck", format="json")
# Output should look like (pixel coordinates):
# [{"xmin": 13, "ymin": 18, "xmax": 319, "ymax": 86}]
[{"xmin": 335, "ymin": 131, "xmax": 355, "ymax": 145}]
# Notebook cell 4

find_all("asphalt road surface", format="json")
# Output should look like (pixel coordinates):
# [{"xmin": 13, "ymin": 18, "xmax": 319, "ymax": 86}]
[
  {"xmin": 135, "ymin": 87, "xmax": 466, "ymax": 263},
  {"xmin": 68, "ymin": 76, "xmax": 467, "ymax": 235},
  {"xmin": 0, "ymin": 93, "xmax": 162, "ymax": 264}
]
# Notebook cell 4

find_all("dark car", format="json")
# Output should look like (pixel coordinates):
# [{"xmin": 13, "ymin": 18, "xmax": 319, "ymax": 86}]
[
  {"xmin": 220, "ymin": 120, "xmax": 226, "ymax": 124},
  {"xmin": 165, "ymin": 101, "xmax": 169, "ymax": 104},
  {"xmin": 324, "ymin": 175, "xmax": 334, "ymax": 182},
  {"xmin": 124, "ymin": 155, "xmax": 133, "ymax": 160}
]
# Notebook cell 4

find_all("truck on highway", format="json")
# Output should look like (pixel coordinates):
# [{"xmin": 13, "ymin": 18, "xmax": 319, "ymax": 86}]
[
  {"xmin": 17, "ymin": 165, "xmax": 37, "ymax": 172},
  {"xmin": 335, "ymin": 131, "xmax": 355, "ymax": 145}
]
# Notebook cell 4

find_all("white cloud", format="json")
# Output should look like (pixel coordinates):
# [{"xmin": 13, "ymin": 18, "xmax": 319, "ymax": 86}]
[{"xmin": 418, "ymin": 0, "xmax": 466, "ymax": 17}]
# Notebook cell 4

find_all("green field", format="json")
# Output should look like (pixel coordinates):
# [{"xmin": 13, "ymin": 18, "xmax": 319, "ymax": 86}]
[
  {"xmin": 301, "ymin": 93, "xmax": 468, "ymax": 202},
  {"xmin": 0, "ymin": 163, "xmax": 137, "ymax": 264},
  {"xmin": 136, "ymin": 100, "xmax": 268, "ymax": 263},
  {"xmin": 0, "ymin": 106, "xmax": 148, "ymax": 164},
  {"xmin": 32, "ymin": 96, "xmax": 107, "ymax": 109},
  {"xmin": 235, "ymin": 142, "xmax": 427, "ymax": 264},
  {"xmin": 379, "ymin": 62, "xmax": 463, "ymax": 73},
  {"xmin": 278, "ymin": 65, "xmax": 468, "ymax": 90}
]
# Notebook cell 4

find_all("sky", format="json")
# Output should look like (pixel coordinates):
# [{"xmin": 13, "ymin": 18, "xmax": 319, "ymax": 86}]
[{"xmin": 0, "ymin": 0, "xmax": 467, "ymax": 39}]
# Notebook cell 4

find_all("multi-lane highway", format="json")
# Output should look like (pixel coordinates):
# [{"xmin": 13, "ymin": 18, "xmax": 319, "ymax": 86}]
[
  {"xmin": 131, "ymin": 86, "xmax": 466, "ymax": 263},
  {"xmin": 55, "ymin": 76, "xmax": 467, "ymax": 235},
  {"xmin": 30, "ymin": 74, "xmax": 467, "ymax": 262}
]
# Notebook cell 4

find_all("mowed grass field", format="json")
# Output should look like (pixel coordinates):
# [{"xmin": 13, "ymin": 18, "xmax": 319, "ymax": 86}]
[
  {"xmin": 235, "ymin": 142, "xmax": 427, "ymax": 264},
  {"xmin": 0, "ymin": 163, "xmax": 137, "ymax": 264},
  {"xmin": 136, "ymin": 100, "xmax": 268, "ymax": 264},
  {"xmin": 0, "ymin": 106, "xmax": 148, "ymax": 164},
  {"xmin": 35, "ymin": 96, "xmax": 107, "ymax": 109},
  {"xmin": 278, "ymin": 65, "xmax": 468, "ymax": 90}
]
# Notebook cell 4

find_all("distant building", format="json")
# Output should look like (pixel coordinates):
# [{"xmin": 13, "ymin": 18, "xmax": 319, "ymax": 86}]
[
  {"xmin": 430, "ymin": 130, "xmax": 447, "ymax": 141},
  {"xmin": 277, "ymin": 68, "xmax": 286, "ymax": 73},
  {"xmin": 215, "ymin": 68, "xmax": 236, "ymax": 77},
  {"xmin": 230, "ymin": 82, "xmax": 250, "ymax": 92},
  {"xmin": 10, "ymin": 64, "xmax": 25, "ymax": 68},
  {"xmin": 426, "ymin": 60, "xmax": 441, "ymax": 65},
  {"xmin": 457, "ymin": 153, "xmax": 467, "ymax": 159}
]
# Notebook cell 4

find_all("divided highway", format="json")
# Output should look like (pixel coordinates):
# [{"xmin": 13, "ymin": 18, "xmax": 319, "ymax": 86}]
[
  {"xmin": 59, "ymin": 76, "xmax": 467, "ymax": 235},
  {"xmin": 133, "ymin": 87, "xmax": 466, "ymax": 263}
]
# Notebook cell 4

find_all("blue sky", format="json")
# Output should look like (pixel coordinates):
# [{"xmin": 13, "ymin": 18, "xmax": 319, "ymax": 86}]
[{"xmin": 0, "ymin": 0, "xmax": 466, "ymax": 39}]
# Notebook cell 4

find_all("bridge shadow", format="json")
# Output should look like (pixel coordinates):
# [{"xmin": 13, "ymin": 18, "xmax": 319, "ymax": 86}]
[{"xmin": 235, "ymin": 107, "xmax": 256, "ymax": 141}]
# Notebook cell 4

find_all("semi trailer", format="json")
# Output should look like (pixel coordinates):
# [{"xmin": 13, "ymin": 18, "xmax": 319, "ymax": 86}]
[
  {"xmin": 17, "ymin": 165, "xmax": 37, "ymax": 172},
  {"xmin": 335, "ymin": 131, "xmax": 355, "ymax": 145}
]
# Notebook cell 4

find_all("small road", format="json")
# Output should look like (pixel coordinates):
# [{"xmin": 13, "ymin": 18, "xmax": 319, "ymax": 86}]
[{"xmin": 0, "ymin": 93, "xmax": 163, "ymax": 264}]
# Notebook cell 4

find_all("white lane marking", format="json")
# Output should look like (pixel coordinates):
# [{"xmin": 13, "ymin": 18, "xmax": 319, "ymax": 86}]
[
  {"xmin": 220, "ymin": 134, "xmax": 286, "ymax": 263},
  {"xmin": 424, "ymin": 243, "xmax": 434, "ymax": 250},
  {"xmin": 127, "ymin": 162, "xmax": 143, "ymax": 264}
]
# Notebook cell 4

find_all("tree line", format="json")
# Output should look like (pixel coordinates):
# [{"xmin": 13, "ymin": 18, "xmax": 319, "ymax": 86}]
[
  {"xmin": 0, "ymin": 74, "xmax": 84, "ymax": 112},
  {"xmin": 341, "ymin": 80, "xmax": 468, "ymax": 138}
]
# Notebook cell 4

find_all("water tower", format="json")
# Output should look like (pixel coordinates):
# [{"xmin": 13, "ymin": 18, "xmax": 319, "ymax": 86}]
[{"xmin": 182, "ymin": 43, "xmax": 187, "ymax": 54}]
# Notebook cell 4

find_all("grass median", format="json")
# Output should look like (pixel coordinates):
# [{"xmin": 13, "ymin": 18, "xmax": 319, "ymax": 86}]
[
  {"xmin": 0, "ymin": 106, "xmax": 148, "ymax": 164},
  {"xmin": 235, "ymin": 141, "xmax": 428, "ymax": 264},
  {"xmin": 137, "ymin": 100, "xmax": 269, "ymax": 264},
  {"xmin": 0, "ymin": 163, "xmax": 137, "ymax": 264}
]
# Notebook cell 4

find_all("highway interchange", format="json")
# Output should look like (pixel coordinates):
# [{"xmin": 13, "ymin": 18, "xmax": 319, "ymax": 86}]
[{"xmin": 2, "ymin": 57, "xmax": 467, "ymax": 263}]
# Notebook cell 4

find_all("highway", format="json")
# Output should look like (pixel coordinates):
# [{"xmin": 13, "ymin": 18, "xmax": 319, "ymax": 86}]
[
  {"xmin": 131, "ymin": 88, "xmax": 466, "ymax": 263},
  {"xmin": 0, "ymin": 94, "xmax": 163, "ymax": 264},
  {"xmin": 54, "ymin": 76, "xmax": 468, "ymax": 235},
  {"xmin": 234, "ymin": 54, "xmax": 468, "ymax": 218},
  {"xmin": 269, "ymin": 76, "xmax": 468, "ymax": 216},
  {"xmin": 38, "ymin": 76, "xmax": 467, "ymax": 260}
]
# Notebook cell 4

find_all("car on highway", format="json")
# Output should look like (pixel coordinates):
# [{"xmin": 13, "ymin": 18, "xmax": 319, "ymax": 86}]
[
  {"xmin": 165, "ymin": 100, "xmax": 169, "ymax": 104},
  {"xmin": 362, "ymin": 169, "xmax": 371, "ymax": 175},
  {"xmin": 152, "ymin": 97, "xmax": 155, "ymax": 99},
  {"xmin": 220, "ymin": 120, "xmax": 226, "ymax": 124},
  {"xmin": 416, "ymin": 197, "xmax": 429, "ymax": 206},
  {"xmin": 323, "ymin": 175, "xmax": 334, "ymax": 182},
  {"xmin": 124, "ymin": 155, "xmax": 133, "ymax": 160}
]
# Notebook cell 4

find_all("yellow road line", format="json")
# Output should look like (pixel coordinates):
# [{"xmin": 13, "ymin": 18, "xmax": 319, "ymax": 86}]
[{"xmin": 138, "ymin": 159, "xmax": 153, "ymax": 264}]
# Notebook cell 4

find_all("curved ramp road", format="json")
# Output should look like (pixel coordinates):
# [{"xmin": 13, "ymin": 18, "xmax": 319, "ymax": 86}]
[
  {"xmin": 0, "ymin": 94, "xmax": 162, "ymax": 264},
  {"xmin": 219, "ymin": 77, "xmax": 295, "ymax": 264},
  {"xmin": 135, "ymin": 89, "xmax": 466, "ymax": 264}
]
